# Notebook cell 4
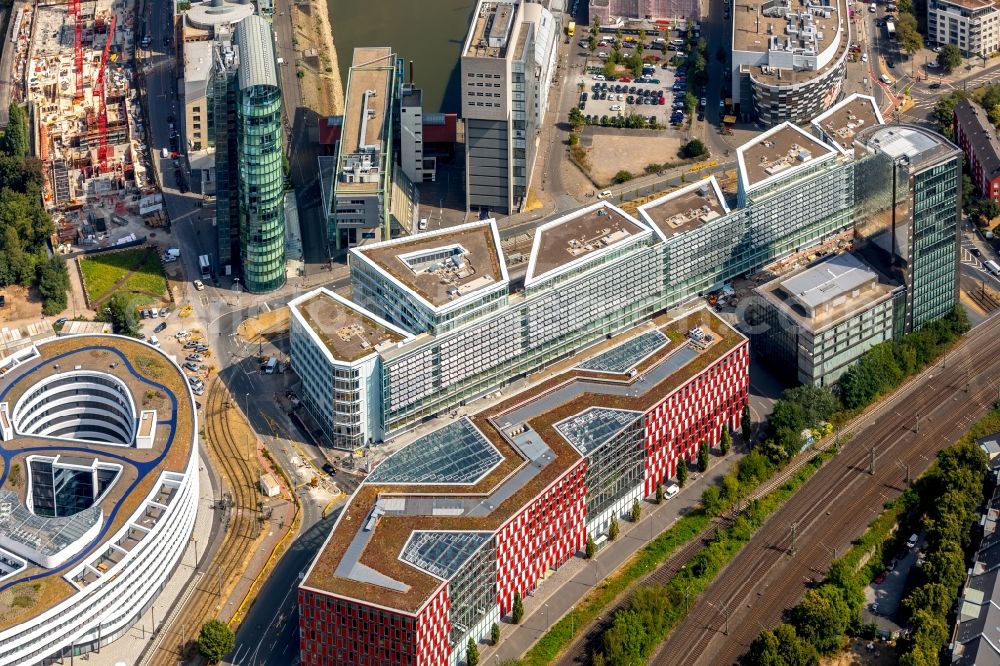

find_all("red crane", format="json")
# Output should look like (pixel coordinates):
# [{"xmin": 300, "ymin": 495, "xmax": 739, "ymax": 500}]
[
  {"xmin": 71, "ymin": 0, "xmax": 83, "ymax": 101},
  {"xmin": 95, "ymin": 14, "xmax": 116, "ymax": 173}
]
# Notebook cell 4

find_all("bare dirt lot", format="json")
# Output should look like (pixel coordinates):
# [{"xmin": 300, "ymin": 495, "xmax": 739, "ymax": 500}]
[
  {"xmin": 0, "ymin": 285, "xmax": 43, "ymax": 324},
  {"xmin": 579, "ymin": 128, "xmax": 684, "ymax": 185},
  {"xmin": 822, "ymin": 639, "xmax": 900, "ymax": 666}
]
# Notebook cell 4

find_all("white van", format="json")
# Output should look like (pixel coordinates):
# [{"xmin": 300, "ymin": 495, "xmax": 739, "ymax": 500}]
[
  {"xmin": 664, "ymin": 483, "xmax": 680, "ymax": 499},
  {"xmin": 149, "ymin": 335, "xmax": 159, "ymax": 347},
  {"xmin": 869, "ymin": 2, "xmax": 877, "ymax": 11}
]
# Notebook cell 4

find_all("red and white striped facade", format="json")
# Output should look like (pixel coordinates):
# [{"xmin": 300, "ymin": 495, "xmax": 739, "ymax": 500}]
[
  {"xmin": 643, "ymin": 339, "xmax": 750, "ymax": 496},
  {"xmin": 496, "ymin": 459, "xmax": 587, "ymax": 615},
  {"xmin": 298, "ymin": 584, "xmax": 450, "ymax": 666},
  {"xmin": 300, "ymin": 334, "xmax": 750, "ymax": 666}
]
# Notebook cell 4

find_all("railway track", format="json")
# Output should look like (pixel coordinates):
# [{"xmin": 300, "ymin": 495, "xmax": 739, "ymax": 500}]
[
  {"xmin": 650, "ymin": 318, "xmax": 1000, "ymax": 665},
  {"xmin": 145, "ymin": 378, "xmax": 262, "ymax": 666},
  {"xmin": 963, "ymin": 275, "xmax": 1000, "ymax": 314},
  {"xmin": 556, "ymin": 397, "xmax": 848, "ymax": 663}
]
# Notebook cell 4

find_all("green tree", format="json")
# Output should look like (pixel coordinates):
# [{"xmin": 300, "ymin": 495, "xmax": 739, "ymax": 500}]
[
  {"xmin": 782, "ymin": 385, "xmax": 840, "ymax": 427},
  {"xmin": 742, "ymin": 404, "xmax": 753, "ymax": 442},
  {"xmin": 613, "ymin": 170, "xmax": 632, "ymax": 184},
  {"xmin": 569, "ymin": 107, "xmax": 584, "ymax": 126},
  {"xmin": 569, "ymin": 132, "xmax": 580, "ymax": 146},
  {"xmin": 491, "ymin": 622, "xmax": 500, "ymax": 645},
  {"xmin": 938, "ymin": 44, "xmax": 963, "ymax": 73},
  {"xmin": 682, "ymin": 138, "xmax": 706, "ymax": 158},
  {"xmin": 511, "ymin": 591, "xmax": 524, "ymax": 624},
  {"xmin": 631, "ymin": 498, "xmax": 642, "ymax": 522},
  {"xmin": 585, "ymin": 534, "xmax": 597, "ymax": 559},
  {"xmin": 895, "ymin": 13, "xmax": 923, "ymax": 57},
  {"xmin": 969, "ymin": 197, "xmax": 1000, "ymax": 224},
  {"xmin": 790, "ymin": 585, "xmax": 851, "ymax": 654},
  {"xmin": 933, "ymin": 91, "xmax": 967, "ymax": 138},
  {"xmin": 588, "ymin": 31, "xmax": 598, "ymax": 53},
  {"xmin": 197, "ymin": 619, "xmax": 235, "ymax": 664},
  {"xmin": 747, "ymin": 623, "xmax": 820, "ymax": 666},
  {"xmin": 602, "ymin": 60, "xmax": 616, "ymax": 79},
  {"xmin": 720, "ymin": 427, "xmax": 732, "ymax": 455},
  {"xmin": 702, "ymin": 485, "xmax": 723, "ymax": 516},
  {"xmin": 721, "ymin": 474, "xmax": 740, "ymax": 504},
  {"xmin": 923, "ymin": 542, "xmax": 967, "ymax": 591},
  {"xmin": 609, "ymin": 514, "xmax": 620, "ymax": 540},
  {"xmin": 903, "ymin": 583, "xmax": 953, "ymax": 620},
  {"xmin": 467, "ymin": 638, "xmax": 480, "ymax": 666},
  {"xmin": 36, "ymin": 257, "xmax": 69, "ymax": 315},
  {"xmin": 677, "ymin": 458, "xmax": 688, "ymax": 487},
  {"xmin": 100, "ymin": 292, "xmax": 140, "ymax": 337},
  {"xmin": 698, "ymin": 441, "xmax": 710, "ymax": 472},
  {"xmin": 655, "ymin": 482, "xmax": 664, "ymax": 503},
  {"xmin": 1, "ymin": 104, "xmax": 29, "ymax": 158},
  {"xmin": 684, "ymin": 90, "xmax": 698, "ymax": 116}
]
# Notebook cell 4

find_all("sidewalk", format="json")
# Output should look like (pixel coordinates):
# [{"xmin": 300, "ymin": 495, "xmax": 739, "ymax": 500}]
[{"xmin": 484, "ymin": 451, "xmax": 743, "ymax": 663}]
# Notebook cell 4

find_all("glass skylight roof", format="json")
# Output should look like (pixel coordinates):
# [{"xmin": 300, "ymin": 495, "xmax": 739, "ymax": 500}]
[
  {"xmin": 577, "ymin": 330, "xmax": 669, "ymax": 374},
  {"xmin": 400, "ymin": 530, "xmax": 493, "ymax": 580},
  {"xmin": 366, "ymin": 418, "xmax": 503, "ymax": 485},
  {"xmin": 554, "ymin": 407, "xmax": 641, "ymax": 455}
]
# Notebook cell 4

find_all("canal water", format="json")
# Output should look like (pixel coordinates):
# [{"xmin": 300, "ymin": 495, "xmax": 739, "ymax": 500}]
[{"xmin": 327, "ymin": 0, "xmax": 478, "ymax": 113}]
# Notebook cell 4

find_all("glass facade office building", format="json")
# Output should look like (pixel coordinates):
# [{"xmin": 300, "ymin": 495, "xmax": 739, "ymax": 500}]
[{"xmin": 234, "ymin": 16, "xmax": 285, "ymax": 293}]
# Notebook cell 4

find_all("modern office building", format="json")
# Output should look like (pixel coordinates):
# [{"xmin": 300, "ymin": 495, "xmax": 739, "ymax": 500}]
[
  {"xmin": 318, "ymin": 48, "xmax": 420, "ymax": 249},
  {"xmin": 0, "ymin": 335, "xmax": 198, "ymax": 665},
  {"xmin": 231, "ymin": 15, "xmax": 285, "ymax": 293},
  {"xmin": 927, "ymin": 0, "xmax": 1000, "ymax": 56},
  {"xmin": 299, "ymin": 308, "xmax": 749, "ymax": 666},
  {"xmin": 290, "ymin": 98, "xmax": 960, "ymax": 450},
  {"xmin": 399, "ymin": 85, "xmax": 431, "ymax": 183},
  {"xmin": 749, "ymin": 252, "xmax": 905, "ymax": 385},
  {"xmin": 953, "ymin": 98, "xmax": 1000, "ymax": 202},
  {"xmin": 852, "ymin": 124, "xmax": 963, "ymax": 331},
  {"xmin": 730, "ymin": 0, "xmax": 851, "ymax": 126},
  {"xmin": 461, "ymin": 0, "xmax": 557, "ymax": 215},
  {"xmin": 288, "ymin": 288, "xmax": 414, "ymax": 449}
]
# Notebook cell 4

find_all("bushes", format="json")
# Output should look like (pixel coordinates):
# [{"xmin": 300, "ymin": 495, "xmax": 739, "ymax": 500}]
[
  {"xmin": 681, "ymin": 139, "xmax": 706, "ymax": 158},
  {"xmin": 613, "ymin": 170, "xmax": 633, "ymax": 184},
  {"xmin": 839, "ymin": 306, "xmax": 969, "ymax": 410},
  {"xmin": 744, "ymin": 426, "xmax": 990, "ymax": 665}
]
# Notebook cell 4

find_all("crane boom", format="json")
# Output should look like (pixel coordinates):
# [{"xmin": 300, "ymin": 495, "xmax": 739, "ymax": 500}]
[
  {"xmin": 71, "ymin": 0, "xmax": 83, "ymax": 101},
  {"xmin": 96, "ymin": 14, "xmax": 116, "ymax": 173}
]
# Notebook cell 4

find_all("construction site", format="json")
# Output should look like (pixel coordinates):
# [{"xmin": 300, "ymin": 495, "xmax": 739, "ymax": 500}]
[{"xmin": 21, "ymin": 0, "xmax": 163, "ymax": 247}]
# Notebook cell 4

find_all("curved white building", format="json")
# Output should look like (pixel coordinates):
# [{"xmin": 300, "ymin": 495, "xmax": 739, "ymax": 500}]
[{"xmin": 0, "ymin": 335, "xmax": 198, "ymax": 665}]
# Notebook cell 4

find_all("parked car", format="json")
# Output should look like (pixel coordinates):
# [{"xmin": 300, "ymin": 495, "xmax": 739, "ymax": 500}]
[
  {"xmin": 187, "ymin": 354, "xmax": 203, "ymax": 362},
  {"xmin": 929, "ymin": 82, "xmax": 942, "ymax": 89},
  {"xmin": 154, "ymin": 322, "xmax": 167, "ymax": 334},
  {"xmin": 193, "ymin": 280, "xmax": 205, "ymax": 291},
  {"xmin": 159, "ymin": 307, "xmax": 168, "ymax": 317},
  {"xmin": 184, "ymin": 361, "xmax": 199, "ymax": 372},
  {"xmin": 184, "ymin": 341, "xmax": 200, "ymax": 349},
  {"xmin": 874, "ymin": 571, "xmax": 887, "ymax": 584},
  {"xmin": 610, "ymin": 104, "xmax": 623, "ymax": 112},
  {"xmin": 870, "ymin": 602, "xmax": 880, "ymax": 614}
]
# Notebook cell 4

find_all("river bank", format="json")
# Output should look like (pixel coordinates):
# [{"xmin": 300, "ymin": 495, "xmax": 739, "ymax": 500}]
[{"xmin": 291, "ymin": 0, "xmax": 343, "ymax": 116}]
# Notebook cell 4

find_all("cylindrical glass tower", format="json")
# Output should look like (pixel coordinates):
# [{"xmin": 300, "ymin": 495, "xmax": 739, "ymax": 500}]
[{"xmin": 235, "ymin": 15, "xmax": 285, "ymax": 293}]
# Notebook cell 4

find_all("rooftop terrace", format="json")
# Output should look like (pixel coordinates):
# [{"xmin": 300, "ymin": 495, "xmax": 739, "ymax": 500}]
[
  {"xmin": 526, "ymin": 202, "xmax": 649, "ymax": 286},
  {"xmin": 290, "ymin": 288, "xmax": 408, "ymax": 363},
  {"xmin": 637, "ymin": 176, "xmax": 731, "ymax": 241},
  {"xmin": 302, "ymin": 308, "xmax": 746, "ymax": 613},
  {"xmin": 737, "ymin": 121, "xmax": 837, "ymax": 191},
  {"xmin": 353, "ymin": 220, "xmax": 507, "ymax": 310},
  {"xmin": 810, "ymin": 93, "xmax": 883, "ymax": 155},
  {"xmin": 0, "ymin": 335, "xmax": 196, "ymax": 630}
]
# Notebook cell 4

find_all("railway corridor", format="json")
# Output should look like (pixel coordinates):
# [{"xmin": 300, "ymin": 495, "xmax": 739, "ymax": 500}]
[
  {"xmin": 651, "ymin": 317, "xmax": 1000, "ymax": 665},
  {"xmin": 144, "ymin": 378, "xmax": 264, "ymax": 666}
]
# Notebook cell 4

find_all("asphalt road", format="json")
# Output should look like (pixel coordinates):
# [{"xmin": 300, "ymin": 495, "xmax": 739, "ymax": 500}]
[{"xmin": 650, "ymin": 310, "xmax": 1000, "ymax": 665}]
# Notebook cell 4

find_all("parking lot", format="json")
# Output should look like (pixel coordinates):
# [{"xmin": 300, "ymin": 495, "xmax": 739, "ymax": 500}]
[
  {"xmin": 575, "ymin": 48, "xmax": 703, "ymax": 128},
  {"xmin": 863, "ymin": 542, "xmax": 919, "ymax": 637}
]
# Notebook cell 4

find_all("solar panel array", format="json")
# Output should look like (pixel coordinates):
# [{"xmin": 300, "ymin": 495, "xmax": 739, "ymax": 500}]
[
  {"xmin": 555, "ymin": 407, "xmax": 641, "ymax": 455},
  {"xmin": 367, "ymin": 418, "xmax": 503, "ymax": 485},
  {"xmin": 400, "ymin": 530, "xmax": 493, "ymax": 580},
  {"xmin": 577, "ymin": 330, "xmax": 669, "ymax": 373}
]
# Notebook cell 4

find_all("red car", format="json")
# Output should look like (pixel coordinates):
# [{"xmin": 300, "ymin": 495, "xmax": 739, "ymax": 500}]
[
  {"xmin": 658, "ymin": 97, "xmax": 666, "ymax": 105},
  {"xmin": 874, "ymin": 571, "xmax": 887, "ymax": 584},
  {"xmin": 619, "ymin": 76, "xmax": 632, "ymax": 83}
]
